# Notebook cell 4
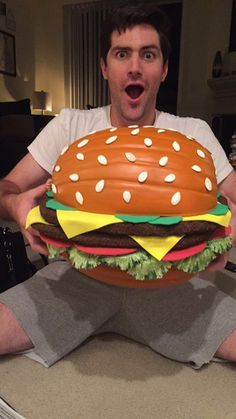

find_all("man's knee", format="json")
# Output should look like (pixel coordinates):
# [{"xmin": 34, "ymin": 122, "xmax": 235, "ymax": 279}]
[
  {"xmin": 0, "ymin": 302, "xmax": 33, "ymax": 354},
  {"xmin": 215, "ymin": 328, "xmax": 236, "ymax": 362}
]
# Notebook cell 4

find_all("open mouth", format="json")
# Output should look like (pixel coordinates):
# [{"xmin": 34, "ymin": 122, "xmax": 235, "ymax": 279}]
[{"xmin": 125, "ymin": 85, "xmax": 144, "ymax": 99}]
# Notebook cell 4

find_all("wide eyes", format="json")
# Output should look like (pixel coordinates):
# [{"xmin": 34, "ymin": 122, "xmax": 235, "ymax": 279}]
[
  {"xmin": 143, "ymin": 51, "xmax": 156, "ymax": 60},
  {"xmin": 116, "ymin": 50, "xmax": 128, "ymax": 59},
  {"xmin": 114, "ymin": 50, "xmax": 156, "ymax": 61}
]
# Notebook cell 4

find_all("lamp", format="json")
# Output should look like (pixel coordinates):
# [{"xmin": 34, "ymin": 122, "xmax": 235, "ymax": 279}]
[{"xmin": 32, "ymin": 90, "xmax": 52, "ymax": 115}]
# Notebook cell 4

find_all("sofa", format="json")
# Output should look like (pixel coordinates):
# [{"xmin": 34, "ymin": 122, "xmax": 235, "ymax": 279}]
[{"xmin": 0, "ymin": 98, "xmax": 54, "ymax": 178}]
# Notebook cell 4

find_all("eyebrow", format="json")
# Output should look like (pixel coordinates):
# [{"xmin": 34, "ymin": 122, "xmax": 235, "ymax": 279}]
[
  {"xmin": 112, "ymin": 44, "xmax": 160, "ymax": 50},
  {"xmin": 111, "ymin": 44, "xmax": 160, "ymax": 52},
  {"xmin": 141, "ymin": 44, "xmax": 161, "ymax": 51}
]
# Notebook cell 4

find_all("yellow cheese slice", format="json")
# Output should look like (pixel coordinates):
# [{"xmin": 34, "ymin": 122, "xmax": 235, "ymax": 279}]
[
  {"xmin": 57, "ymin": 209, "xmax": 123, "ymax": 239},
  {"xmin": 26, "ymin": 205, "xmax": 231, "ymax": 250},
  {"xmin": 182, "ymin": 210, "xmax": 231, "ymax": 227},
  {"xmin": 25, "ymin": 206, "xmax": 50, "ymax": 229},
  {"xmin": 132, "ymin": 235, "xmax": 183, "ymax": 261}
]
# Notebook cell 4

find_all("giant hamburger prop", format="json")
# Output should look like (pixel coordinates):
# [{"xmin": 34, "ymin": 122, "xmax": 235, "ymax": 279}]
[{"xmin": 26, "ymin": 126, "xmax": 232, "ymax": 288}]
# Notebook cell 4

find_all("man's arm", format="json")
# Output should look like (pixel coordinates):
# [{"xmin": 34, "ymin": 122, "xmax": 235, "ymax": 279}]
[
  {"xmin": 219, "ymin": 170, "xmax": 236, "ymax": 201},
  {"xmin": 0, "ymin": 153, "xmax": 49, "ymax": 218},
  {"xmin": 197, "ymin": 170, "xmax": 236, "ymax": 274},
  {"xmin": 219, "ymin": 170, "xmax": 236, "ymax": 246},
  {"xmin": 0, "ymin": 153, "xmax": 50, "ymax": 254}
]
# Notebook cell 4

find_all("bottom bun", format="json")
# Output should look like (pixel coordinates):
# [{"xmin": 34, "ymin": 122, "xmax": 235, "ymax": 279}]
[
  {"xmin": 78, "ymin": 265, "xmax": 193, "ymax": 288},
  {"xmin": 61, "ymin": 252, "xmax": 194, "ymax": 288}
]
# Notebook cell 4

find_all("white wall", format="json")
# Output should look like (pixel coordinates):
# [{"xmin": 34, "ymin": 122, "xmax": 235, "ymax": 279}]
[{"xmin": 1, "ymin": 0, "xmax": 236, "ymax": 119}]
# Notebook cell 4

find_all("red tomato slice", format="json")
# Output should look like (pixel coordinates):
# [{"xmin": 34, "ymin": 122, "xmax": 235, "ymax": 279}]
[
  {"xmin": 163, "ymin": 242, "xmax": 207, "ymax": 261},
  {"xmin": 74, "ymin": 245, "xmax": 138, "ymax": 256},
  {"xmin": 40, "ymin": 226, "xmax": 230, "ymax": 259},
  {"xmin": 163, "ymin": 226, "xmax": 230, "ymax": 262},
  {"xmin": 211, "ymin": 226, "xmax": 231, "ymax": 239},
  {"xmin": 40, "ymin": 234, "xmax": 71, "ymax": 248}
]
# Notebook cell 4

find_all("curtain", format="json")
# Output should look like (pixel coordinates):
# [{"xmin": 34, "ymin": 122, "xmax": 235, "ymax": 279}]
[{"xmin": 64, "ymin": 1, "xmax": 113, "ymax": 110}]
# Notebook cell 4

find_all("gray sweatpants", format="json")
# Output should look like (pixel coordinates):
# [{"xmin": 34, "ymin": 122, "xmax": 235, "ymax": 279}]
[{"xmin": 1, "ymin": 261, "xmax": 236, "ymax": 368}]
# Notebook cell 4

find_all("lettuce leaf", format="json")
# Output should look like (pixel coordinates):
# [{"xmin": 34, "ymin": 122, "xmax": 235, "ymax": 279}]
[{"xmin": 47, "ymin": 236, "xmax": 232, "ymax": 281}]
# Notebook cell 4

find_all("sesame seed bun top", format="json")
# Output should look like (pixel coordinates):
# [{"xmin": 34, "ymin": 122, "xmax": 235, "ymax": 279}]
[{"xmin": 51, "ymin": 126, "xmax": 217, "ymax": 216}]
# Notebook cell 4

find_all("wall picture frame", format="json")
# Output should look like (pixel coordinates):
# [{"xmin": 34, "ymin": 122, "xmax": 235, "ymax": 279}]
[
  {"xmin": 229, "ymin": 0, "xmax": 236, "ymax": 52},
  {"xmin": 0, "ymin": 30, "xmax": 16, "ymax": 76}
]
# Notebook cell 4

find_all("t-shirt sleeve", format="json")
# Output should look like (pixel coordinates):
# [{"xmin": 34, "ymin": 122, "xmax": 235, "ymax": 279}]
[
  {"xmin": 27, "ymin": 107, "xmax": 110, "ymax": 174},
  {"xmin": 28, "ymin": 109, "xmax": 72, "ymax": 174},
  {"xmin": 190, "ymin": 120, "xmax": 233, "ymax": 184}
]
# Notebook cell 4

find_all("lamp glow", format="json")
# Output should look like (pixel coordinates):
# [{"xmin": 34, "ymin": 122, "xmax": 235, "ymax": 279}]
[{"xmin": 32, "ymin": 90, "xmax": 52, "ymax": 114}]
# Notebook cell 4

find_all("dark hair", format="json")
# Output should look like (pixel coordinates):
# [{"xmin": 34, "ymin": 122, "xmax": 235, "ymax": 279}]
[{"xmin": 100, "ymin": 2, "xmax": 172, "ymax": 65}]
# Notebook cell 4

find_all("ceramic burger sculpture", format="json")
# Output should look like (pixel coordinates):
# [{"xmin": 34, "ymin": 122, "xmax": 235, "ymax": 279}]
[{"xmin": 26, "ymin": 126, "xmax": 232, "ymax": 288}]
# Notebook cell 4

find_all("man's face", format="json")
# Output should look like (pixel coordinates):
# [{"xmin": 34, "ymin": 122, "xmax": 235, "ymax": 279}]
[{"xmin": 100, "ymin": 24, "xmax": 168, "ymax": 127}]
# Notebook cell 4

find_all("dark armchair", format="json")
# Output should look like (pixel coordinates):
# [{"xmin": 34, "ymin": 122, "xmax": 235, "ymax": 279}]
[{"xmin": 0, "ymin": 98, "xmax": 54, "ymax": 178}]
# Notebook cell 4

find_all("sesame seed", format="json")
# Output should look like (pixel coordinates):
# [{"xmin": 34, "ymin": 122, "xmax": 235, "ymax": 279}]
[
  {"xmin": 159, "ymin": 156, "xmax": 168, "ymax": 167},
  {"xmin": 138, "ymin": 171, "xmax": 148, "ymax": 183},
  {"xmin": 61, "ymin": 145, "xmax": 69, "ymax": 155},
  {"xmin": 75, "ymin": 191, "xmax": 84, "ymax": 205},
  {"xmin": 95, "ymin": 180, "xmax": 105, "ymax": 192},
  {"xmin": 164, "ymin": 174, "xmax": 176, "ymax": 183},
  {"xmin": 51, "ymin": 184, "xmax": 57, "ymax": 194},
  {"xmin": 197, "ymin": 149, "xmax": 205, "ymax": 158},
  {"xmin": 123, "ymin": 191, "xmax": 131, "ymax": 203},
  {"xmin": 97, "ymin": 155, "xmax": 108, "ymax": 165},
  {"xmin": 205, "ymin": 178, "xmax": 212, "ymax": 191},
  {"xmin": 125, "ymin": 152, "xmax": 136, "ymax": 162},
  {"xmin": 54, "ymin": 165, "xmax": 61, "ymax": 172},
  {"xmin": 69, "ymin": 174, "xmax": 79, "ymax": 182},
  {"xmin": 171, "ymin": 192, "xmax": 181, "ymax": 206},
  {"xmin": 105, "ymin": 135, "xmax": 118, "ymax": 144},
  {"xmin": 157, "ymin": 129, "xmax": 165, "ymax": 133},
  {"xmin": 76, "ymin": 153, "xmax": 84, "ymax": 161},
  {"xmin": 172, "ymin": 141, "xmax": 181, "ymax": 152},
  {"xmin": 192, "ymin": 165, "xmax": 201, "ymax": 172},
  {"xmin": 144, "ymin": 138, "xmax": 152, "ymax": 147},
  {"xmin": 77, "ymin": 139, "xmax": 89, "ymax": 148},
  {"xmin": 131, "ymin": 128, "xmax": 140, "ymax": 135}
]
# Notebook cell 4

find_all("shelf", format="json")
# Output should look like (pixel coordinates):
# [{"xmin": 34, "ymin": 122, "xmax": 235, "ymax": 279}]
[{"xmin": 207, "ymin": 74, "xmax": 236, "ymax": 97}]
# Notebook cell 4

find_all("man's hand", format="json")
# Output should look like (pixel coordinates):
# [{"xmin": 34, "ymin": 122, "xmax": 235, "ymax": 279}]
[
  {"xmin": 5, "ymin": 183, "xmax": 49, "ymax": 255},
  {"xmin": 227, "ymin": 197, "xmax": 236, "ymax": 247},
  {"xmin": 204, "ymin": 252, "xmax": 229, "ymax": 273},
  {"xmin": 219, "ymin": 170, "xmax": 236, "ymax": 247},
  {"xmin": 23, "ymin": 226, "xmax": 48, "ymax": 255}
]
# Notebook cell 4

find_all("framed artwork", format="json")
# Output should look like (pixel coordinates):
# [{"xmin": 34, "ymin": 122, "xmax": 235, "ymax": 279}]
[
  {"xmin": 229, "ymin": 0, "xmax": 236, "ymax": 52},
  {"xmin": 0, "ymin": 30, "xmax": 16, "ymax": 76}
]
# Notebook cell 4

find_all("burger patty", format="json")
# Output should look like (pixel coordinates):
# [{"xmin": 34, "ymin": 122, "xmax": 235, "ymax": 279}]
[
  {"xmin": 39, "ymin": 198, "xmax": 218, "ymax": 238},
  {"xmin": 33, "ymin": 222, "xmax": 219, "ymax": 251}
]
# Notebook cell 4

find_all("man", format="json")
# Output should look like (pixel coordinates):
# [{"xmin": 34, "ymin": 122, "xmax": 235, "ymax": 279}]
[{"xmin": 0, "ymin": 2, "xmax": 236, "ymax": 368}]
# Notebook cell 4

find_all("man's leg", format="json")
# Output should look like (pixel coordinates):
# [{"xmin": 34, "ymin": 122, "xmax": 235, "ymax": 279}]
[
  {"xmin": 0, "ymin": 303, "xmax": 33, "ymax": 354},
  {"xmin": 215, "ymin": 329, "xmax": 236, "ymax": 361},
  {"xmin": 123, "ymin": 276, "xmax": 236, "ymax": 368},
  {"xmin": 0, "ymin": 262, "xmax": 123, "ymax": 366}
]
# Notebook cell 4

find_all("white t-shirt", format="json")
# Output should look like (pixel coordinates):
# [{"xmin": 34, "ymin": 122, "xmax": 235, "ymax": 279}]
[{"xmin": 28, "ymin": 105, "xmax": 233, "ymax": 184}]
